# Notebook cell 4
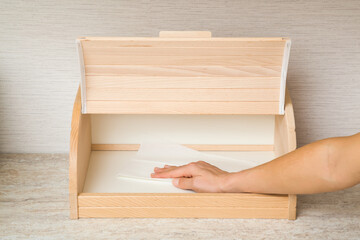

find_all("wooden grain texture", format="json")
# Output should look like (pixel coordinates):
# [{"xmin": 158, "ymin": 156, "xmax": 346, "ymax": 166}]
[
  {"xmin": 85, "ymin": 65, "xmax": 282, "ymax": 76},
  {"xmin": 288, "ymin": 194, "xmax": 297, "ymax": 220},
  {"xmin": 78, "ymin": 35, "xmax": 287, "ymax": 114},
  {"xmin": 81, "ymin": 37, "xmax": 286, "ymax": 46},
  {"xmin": 85, "ymin": 76, "xmax": 281, "ymax": 89},
  {"xmin": 274, "ymin": 89, "xmax": 297, "ymax": 219},
  {"xmin": 84, "ymin": 56, "xmax": 284, "ymax": 66},
  {"xmin": 78, "ymin": 207, "xmax": 289, "ymax": 219},
  {"xmin": 86, "ymin": 101, "xmax": 279, "ymax": 114},
  {"xmin": 274, "ymin": 89, "xmax": 297, "ymax": 157},
  {"xmin": 83, "ymin": 46, "xmax": 285, "ymax": 56},
  {"xmin": 78, "ymin": 193, "xmax": 288, "ymax": 207},
  {"xmin": 91, "ymin": 144, "xmax": 274, "ymax": 151},
  {"xmin": 0, "ymin": 0, "xmax": 359, "ymax": 153},
  {"xmin": 86, "ymin": 88, "xmax": 280, "ymax": 101},
  {"xmin": 69, "ymin": 87, "xmax": 92, "ymax": 219}
]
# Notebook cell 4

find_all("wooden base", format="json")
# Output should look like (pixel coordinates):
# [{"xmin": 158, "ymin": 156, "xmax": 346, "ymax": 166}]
[
  {"xmin": 83, "ymin": 150, "xmax": 275, "ymax": 193},
  {"xmin": 76, "ymin": 150, "xmax": 296, "ymax": 219},
  {"xmin": 78, "ymin": 193, "xmax": 295, "ymax": 219}
]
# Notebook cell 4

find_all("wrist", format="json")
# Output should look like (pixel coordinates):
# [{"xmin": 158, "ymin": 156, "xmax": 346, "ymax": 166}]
[{"xmin": 220, "ymin": 171, "xmax": 247, "ymax": 193}]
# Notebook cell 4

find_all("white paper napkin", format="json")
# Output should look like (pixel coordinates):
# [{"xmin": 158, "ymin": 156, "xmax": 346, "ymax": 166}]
[{"xmin": 117, "ymin": 141, "xmax": 257, "ymax": 182}]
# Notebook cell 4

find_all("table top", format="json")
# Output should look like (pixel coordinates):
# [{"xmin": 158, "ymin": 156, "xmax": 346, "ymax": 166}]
[{"xmin": 1, "ymin": 153, "xmax": 359, "ymax": 239}]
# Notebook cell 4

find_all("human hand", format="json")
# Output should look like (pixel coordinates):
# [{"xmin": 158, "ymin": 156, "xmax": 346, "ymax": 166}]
[{"xmin": 150, "ymin": 161, "xmax": 229, "ymax": 193}]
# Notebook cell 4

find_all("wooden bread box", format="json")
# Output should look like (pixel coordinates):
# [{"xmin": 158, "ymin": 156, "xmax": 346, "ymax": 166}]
[{"xmin": 69, "ymin": 31, "xmax": 296, "ymax": 219}]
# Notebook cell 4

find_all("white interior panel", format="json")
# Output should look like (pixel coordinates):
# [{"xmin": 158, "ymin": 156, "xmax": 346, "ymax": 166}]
[
  {"xmin": 83, "ymin": 150, "xmax": 275, "ymax": 193},
  {"xmin": 91, "ymin": 114, "xmax": 275, "ymax": 145}
]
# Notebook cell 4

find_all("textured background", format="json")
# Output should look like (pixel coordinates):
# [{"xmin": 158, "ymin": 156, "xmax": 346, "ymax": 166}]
[{"xmin": 0, "ymin": 0, "xmax": 359, "ymax": 153}]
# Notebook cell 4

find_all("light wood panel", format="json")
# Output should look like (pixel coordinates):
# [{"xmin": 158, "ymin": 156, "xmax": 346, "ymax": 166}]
[
  {"xmin": 274, "ymin": 88, "xmax": 297, "ymax": 220},
  {"xmin": 85, "ymin": 65, "xmax": 281, "ymax": 76},
  {"xmin": 84, "ymin": 56, "xmax": 283, "ymax": 66},
  {"xmin": 82, "ymin": 37, "xmax": 286, "ymax": 41},
  {"xmin": 86, "ymin": 88, "xmax": 279, "ymax": 101},
  {"xmin": 86, "ymin": 101, "xmax": 279, "ymax": 114},
  {"xmin": 86, "ymin": 76, "xmax": 281, "ymax": 89},
  {"xmin": 78, "ymin": 36, "xmax": 288, "ymax": 114},
  {"xmin": 69, "ymin": 87, "xmax": 92, "ymax": 219},
  {"xmin": 274, "ymin": 89, "xmax": 297, "ymax": 156},
  {"xmin": 78, "ymin": 193, "xmax": 288, "ymax": 208},
  {"xmin": 288, "ymin": 194, "xmax": 297, "ymax": 220},
  {"xmin": 84, "ymin": 47, "xmax": 284, "ymax": 56},
  {"xmin": 91, "ymin": 144, "xmax": 274, "ymax": 151},
  {"xmin": 81, "ymin": 38, "xmax": 286, "ymax": 48},
  {"xmin": 78, "ymin": 206, "xmax": 289, "ymax": 218}
]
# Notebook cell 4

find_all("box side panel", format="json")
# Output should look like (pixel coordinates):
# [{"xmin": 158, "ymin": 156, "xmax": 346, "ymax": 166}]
[
  {"xmin": 78, "ymin": 207, "xmax": 288, "ymax": 219},
  {"xmin": 274, "ymin": 89, "xmax": 297, "ymax": 219},
  {"xmin": 69, "ymin": 87, "xmax": 92, "ymax": 219},
  {"xmin": 78, "ymin": 192, "xmax": 289, "ymax": 219},
  {"xmin": 78, "ymin": 193, "xmax": 288, "ymax": 208}
]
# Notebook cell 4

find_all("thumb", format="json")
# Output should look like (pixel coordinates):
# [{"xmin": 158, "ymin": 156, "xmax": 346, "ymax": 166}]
[{"xmin": 172, "ymin": 178, "xmax": 194, "ymax": 190}]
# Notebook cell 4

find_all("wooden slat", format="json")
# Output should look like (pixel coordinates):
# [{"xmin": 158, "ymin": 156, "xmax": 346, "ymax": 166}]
[
  {"xmin": 81, "ymin": 38, "xmax": 286, "ymax": 48},
  {"xmin": 86, "ymin": 76, "xmax": 281, "ymax": 89},
  {"xmin": 84, "ymin": 47, "xmax": 284, "ymax": 56},
  {"xmin": 86, "ymin": 88, "xmax": 279, "ymax": 101},
  {"xmin": 82, "ymin": 37, "xmax": 287, "ymax": 41},
  {"xmin": 85, "ymin": 65, "xmax": 281, "ymax": 77},
  {"xmin": 91, "ymin": 144, "xmax": 274, "ymax": 151},
  {"xmin": 78, "ymin": 193, "xmax": 288, "ymax": 208},
  {"xmin": 85, "ymin": 101, "xmax": 279, "ymax": 114},
  {"xmin": 78, "ymin": 207, "xmax": 288, "ymax": 218},
  {"xmin": 69, "ymin": 87, "xmax": 92, "ymax": 219},
  {"xmin": 274, "ymin": 89, "xmax": 297, "ymax": 219},
  {"xmin": 84, "ymin": 55, "xmax": 283, "ymax": 65},
  {"xmin": 288, "ymin": 194, "xmax": 297, "ymax": 220}
]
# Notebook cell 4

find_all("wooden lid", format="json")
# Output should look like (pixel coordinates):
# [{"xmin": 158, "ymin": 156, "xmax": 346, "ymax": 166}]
[{"xmin": 77, "ymin": 31, "xmax": 290, "ymax": 114}]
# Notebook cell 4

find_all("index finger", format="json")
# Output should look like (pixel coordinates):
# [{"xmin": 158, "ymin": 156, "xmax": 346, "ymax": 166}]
[{"xmin": 151, "ymin": 163, "xmax": 197, "ymax": 179}]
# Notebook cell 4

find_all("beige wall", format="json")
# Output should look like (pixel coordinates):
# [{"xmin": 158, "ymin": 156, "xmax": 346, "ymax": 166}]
[{"xmin": 0, "ymin": 0, "xmax": 359, "ymax": 153}]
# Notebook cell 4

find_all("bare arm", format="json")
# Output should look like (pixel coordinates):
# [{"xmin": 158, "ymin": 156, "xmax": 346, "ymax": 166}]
[{"xmin": 151, "ymin": 132, "xmax": 360, "ymax": 194}]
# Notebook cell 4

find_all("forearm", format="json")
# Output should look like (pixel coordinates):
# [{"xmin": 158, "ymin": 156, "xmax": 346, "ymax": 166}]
[{"xmin": 222, "ymin": 133, "xmax": 360, "ymax": 194}]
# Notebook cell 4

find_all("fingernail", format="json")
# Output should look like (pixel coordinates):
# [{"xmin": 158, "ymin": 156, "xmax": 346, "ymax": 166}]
[
  {"xmin": 172, "ymin": 178, "xmax": 179, "ymax": 186},
  {"xmin": 154, "ymin": 167, "xmax": 159, "ymax": 171}
]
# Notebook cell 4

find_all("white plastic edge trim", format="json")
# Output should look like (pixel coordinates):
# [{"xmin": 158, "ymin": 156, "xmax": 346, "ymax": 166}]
[
  {"xmin": 76, "ymin": 39, "xmax": 87, "ymax": 114},
  {"xmin": 279, "ymin": 39, "xmax": 291, "ymax": 114}
]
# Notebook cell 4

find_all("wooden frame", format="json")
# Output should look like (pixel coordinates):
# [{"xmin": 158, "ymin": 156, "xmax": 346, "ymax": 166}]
[
  {"xmin": 70, "ymin": 32, "xmax": 296, "ymax": 219},
  {"xmin": 69, "ymin": 86, "xmax": 296, "ymax": 219}
]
